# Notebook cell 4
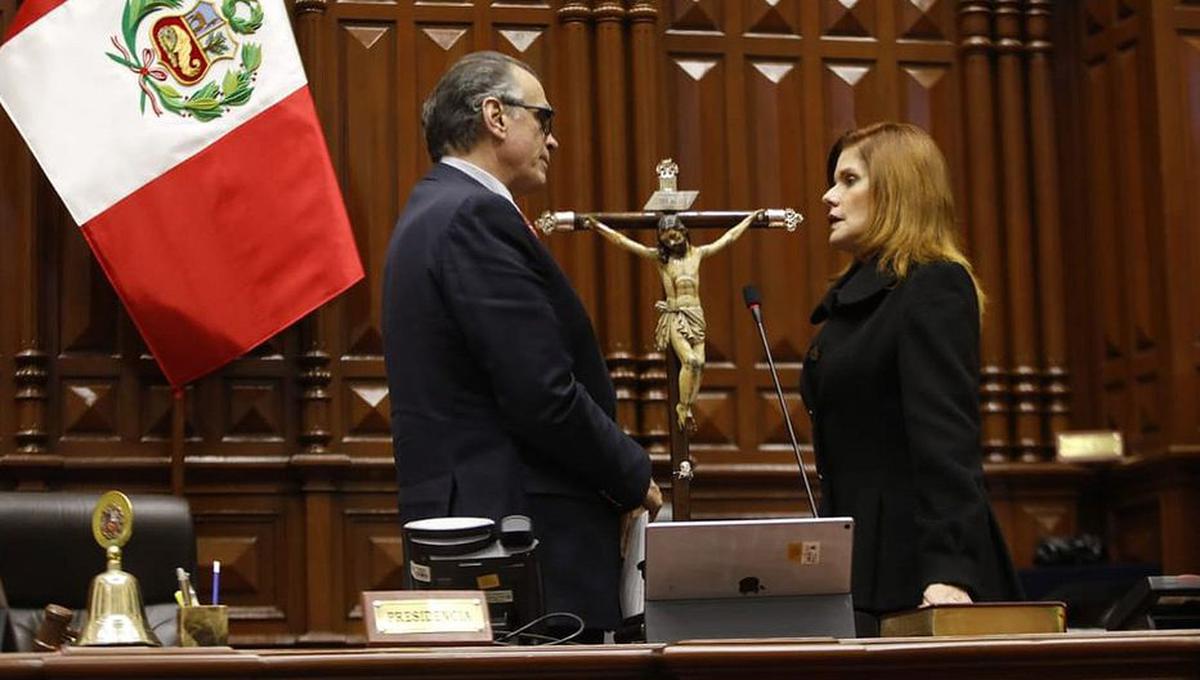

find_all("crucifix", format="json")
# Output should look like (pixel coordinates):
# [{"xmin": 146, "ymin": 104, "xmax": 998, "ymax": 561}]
[{"xmin": 535, "ymin": 159, "xmax": 802, "ymax": 520}]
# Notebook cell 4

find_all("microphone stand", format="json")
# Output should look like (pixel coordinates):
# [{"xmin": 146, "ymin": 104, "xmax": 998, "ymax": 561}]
[{"xmin": 746, "ymin": 298, "xmax": 820, "ymax": 518}]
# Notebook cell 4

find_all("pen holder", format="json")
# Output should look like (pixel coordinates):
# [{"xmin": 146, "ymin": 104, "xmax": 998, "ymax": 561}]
[{"xmin": 178, "ymin": 605, "xmax": 229, "ymax": 647}]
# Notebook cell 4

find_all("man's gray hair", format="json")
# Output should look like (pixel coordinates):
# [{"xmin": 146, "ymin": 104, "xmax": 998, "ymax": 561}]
[{"xmin": 421, "ymin": 51, "xmax": 538, "ymax": 162}]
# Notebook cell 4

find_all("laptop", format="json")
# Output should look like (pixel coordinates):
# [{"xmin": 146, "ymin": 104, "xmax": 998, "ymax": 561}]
[{"xmin": 643, "ymin": 516, "xmax": 856, "ymax": 640}]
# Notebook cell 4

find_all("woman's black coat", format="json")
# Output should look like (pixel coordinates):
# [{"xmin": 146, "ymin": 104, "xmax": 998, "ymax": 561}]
[{"xmin": 800, "ymin": 258, "xmax": 1021, "ymax": 614}]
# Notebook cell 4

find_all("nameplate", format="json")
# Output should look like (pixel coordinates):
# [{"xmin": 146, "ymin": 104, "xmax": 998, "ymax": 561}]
[
  {"xmin": 361, "ymin": 590, "xmax": 492, "ymax": 646},
  {"xmin": 1056, "ymin": 431, "xmax": 1123, "ymax": 462}
]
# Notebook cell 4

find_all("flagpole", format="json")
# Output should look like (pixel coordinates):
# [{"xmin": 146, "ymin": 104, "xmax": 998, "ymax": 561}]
[{"xmin": 171, "ymin": 387, "xmax": 185, "ymax": 496}]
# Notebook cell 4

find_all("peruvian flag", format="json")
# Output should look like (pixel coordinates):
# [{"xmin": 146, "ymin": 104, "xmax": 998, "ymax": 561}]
[{"xmin": 0, "ymin": 0, "xmax": 363, "ymax": 387}]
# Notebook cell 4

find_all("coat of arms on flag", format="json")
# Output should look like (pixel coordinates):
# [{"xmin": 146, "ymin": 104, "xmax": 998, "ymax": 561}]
[
  {"xmin": 107, "ymin": 0, "xmax": 264, "ymax": 121},
  {"xmin": 0, "ymin": 0, "xmax": 364, "ymax": 387}
]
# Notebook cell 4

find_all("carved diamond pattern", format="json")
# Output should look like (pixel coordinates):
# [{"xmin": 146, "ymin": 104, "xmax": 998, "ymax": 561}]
[
  {"xmin": 670, "ymin": 0, "xmax": 723, "ymax": 32},
  {"xmin": 500, "ymin": 29, "xmax": 542, "ymax": 53},
  {"xmin": 758, "ymin": 390, "xmax": 809, "ymax": 445},
  {"xmin": 822, "ymin": 0, "xmax": 875, "ymax": 38},
  {"xmin": 423, "ymin": 27, "xmax": 467, "ymax": 51},
  {"xmin": 829, "ymin": 63, "xmax": 870, "ymax": 86},
  {"xmin": 902, "ymin": 65, "xmax": 948, "ymax": 129},
  {"xmin": 690, "ymin": 390, "xmax": 735, "ymax": 445},
  {"xmin": 367, "ymin": 536, "xmax": 406, "ymax": 590},
  {"xmin": 752, "ymin": 61, "xmax": 795, "ymax": 84},
  {"xmin": 745, "ymin": 0, "xmax": 799, "ymax": 36},
  {"xmin": 824, "ymin": 61, "xmax": 880, "ymax": 144},
  {"xmin": 904, "ymin": 65, "xmax": 945, "ymax": 89},
  {"xmin": 347, "ymin": 325, "xmax": 384, "ymax": 356},
  {"xmin": 348, "ymin": 25, "xmax": 389, "ymax": 50},
  {"xmin": 348, "ymin": 382, "xmax": 391, "ymax": 437},
  {"xmin": 896, "ymin": 0, "xmax": 952, "ymax": 41},
  {"xmin": 225, "ymin": 381, "xmax": 283, "ymax": 440},
  {"xmin": 1084, "ymin": 0, "xmax": 1109, "ymax": 34},
  {"xmin": 676, "ymin": 58, "xmax": 718, "ymax": 81},
  {"xmin": 63, "ymin": 382, "xmax": 118, "ymax": 437},
  {"xmin": 197, "ymin": 535, "xmax": 260, "ymax": 593},
  {"xmin": 1018, "ymin": 503, "xmax": 1069, "ymax": 537},
  {"xmin": 140, "ymin": 384, "xmax": 199, "ymax": 441}
]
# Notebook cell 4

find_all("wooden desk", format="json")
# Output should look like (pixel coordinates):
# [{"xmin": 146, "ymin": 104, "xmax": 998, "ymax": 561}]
[{"xmin": 0, "ymin": 631, "xmax": 1197, "ymax": 679}]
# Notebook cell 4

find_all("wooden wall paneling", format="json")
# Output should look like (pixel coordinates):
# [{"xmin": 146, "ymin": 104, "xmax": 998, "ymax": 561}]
[
  {"xmin": 985, "ymin": 464, "xmax": 1089, "ymax": 569},
  {"xmin": 1148, "ymin": 1, "xmax": 1200, "ymax": 447},
  {"xmin": 324, "ymin": 1, "xmax": 403, "ymax": 467},
  {"xmin": 1026, "ymin": 0, "xmax": 1072, "ymax": 453},
  {"xmin": 191, "ymin": 491, "xmax": 306, "ymax": 645},
  {"xmin": 47, "ymin": 171, "xmax": 126, "ymax": 468},
  {"xmin": 297, "ymin": 470, "xmax": 343, "ymax": 643},
  {"xmin": 628, "ymin": 0, "xmax": 672, "ymax": 468},
  {"xmin": 593, "ymin": 1, "xmax": 642, "ymax": 437},
  {"xmin": 1112, "ymin": 35, "xmax": 1166, "ymax": 451},
  {"xmin": 800, "ymin": 0, "xmax": 834, "ymax": 353},
  {"xmin": 739, "ymin": 3, "xmax": 810, "ymax": 514},
  {"xmin": 1109, "ymin": 452, "xmax": 1200, "ymax": 572},
  {"xmin": 1179, "ymin": 8, "xmax": 1200, "ymax": 447},
  {"xmin": 1056, "ymin": 0, "xmax": 1101, "ymax": 432},
  {"xmin": 995, "ymin": 0, "xmax": 1041, "ymax": 463},
  {"xmin": 959, "ymin": 0, "xmax": 1010, "ymax": 463},
  {"xmin": 1080, "ymin": 39, "xmax": 1132, "ymax": 436},
  {"xmin": 340, "ymin": 494, "xmax": 404, "ymax": 640}
]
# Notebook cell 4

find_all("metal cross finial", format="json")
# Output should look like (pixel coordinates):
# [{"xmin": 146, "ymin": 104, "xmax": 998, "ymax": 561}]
[
  {"xmin": 656, "ymin": 159, "xmax": 680, "ymax": 191},
  {"xmin": 645, "ymin": 158, "xmax": 697, "ymax": 212}
]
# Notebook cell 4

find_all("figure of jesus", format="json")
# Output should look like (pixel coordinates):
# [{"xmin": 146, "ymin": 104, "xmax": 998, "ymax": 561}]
[{"xmin": 584, "ymin": 210, "xmax": 764, "ymax": 431}]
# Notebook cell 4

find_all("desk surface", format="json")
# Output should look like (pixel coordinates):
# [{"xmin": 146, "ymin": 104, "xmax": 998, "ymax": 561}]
[{"xmin": 1, "ymin": 630, "xmax": 1198, "ymax": 679}]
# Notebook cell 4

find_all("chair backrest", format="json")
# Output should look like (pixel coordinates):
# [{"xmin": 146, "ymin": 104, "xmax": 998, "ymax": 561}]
[{"xmin": 0, "ymin": 492, "xmax": 196, "ymax": 650}]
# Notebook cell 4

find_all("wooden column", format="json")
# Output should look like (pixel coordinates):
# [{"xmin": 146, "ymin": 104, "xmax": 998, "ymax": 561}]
[
  {"xmin": 290, "ymin": 0, "xmax": 347, "ymax": 644},
  {"xmin": 292, "ymin": 1, "xmax": 334, "ymax": 463},
  {"xmin": 2, "ymin": 0, "xmax": 48, "ymax": 474},
  {"xmin": 1025, "ymin": 0, "xmax": 1070, "ymax": 448},
  {"xmin": 593, "ymin": 1, "xmax": 641, "ymax": 437},
  {"xmin": 9, "ymin": 126, "xmax": 50, "ymax": 481},
  {"xmin": 556, "ymin": 2, "xmax": 599, "ymax": 320},
  {"xmin": 995, "ymin": 0, "xmax": 1040, "ymax": 462},
  {"xmin": 292, "ymin": 0, "xmax": 333, "ymax": 133},
  {"xmin": 959, "ymin": 0, "xmax": 1010, "ymax": 462}
]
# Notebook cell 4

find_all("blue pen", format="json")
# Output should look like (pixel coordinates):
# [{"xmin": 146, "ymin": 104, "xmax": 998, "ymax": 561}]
[{"xmin": 212, "ymin": 560, "xmax": 221, "ymax": 606}]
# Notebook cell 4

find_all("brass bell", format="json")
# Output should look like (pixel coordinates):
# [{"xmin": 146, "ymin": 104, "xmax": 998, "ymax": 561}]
[
  {"xmin": 77, "ymin": 545, "xmax": 161, "ymax": 646},
  {"xmin": 76, "ymin": 491, "xmax": 161, "ymax": 647}
]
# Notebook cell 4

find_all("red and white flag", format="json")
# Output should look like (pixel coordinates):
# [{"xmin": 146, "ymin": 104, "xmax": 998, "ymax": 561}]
[{"xmin": 0, "ymin": 0, "xmax": 363, "ymax": 387}]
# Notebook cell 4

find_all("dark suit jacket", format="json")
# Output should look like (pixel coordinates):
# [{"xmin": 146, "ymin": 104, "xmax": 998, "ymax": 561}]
[
  {"xmin": 382, "ymin": 162, "xmax": 651, "ymax": 629},
  {"xmin": 799, "ymin": 258, "xmax": 1021, "ymax": 614}
]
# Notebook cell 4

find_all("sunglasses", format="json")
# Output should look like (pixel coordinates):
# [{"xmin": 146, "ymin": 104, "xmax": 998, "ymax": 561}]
[{"xmin": 499, "ymin": 97, "xmax": 554, "ymax": 137}]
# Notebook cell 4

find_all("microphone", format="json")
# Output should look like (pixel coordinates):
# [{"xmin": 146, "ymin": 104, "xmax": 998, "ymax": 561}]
[
  {"xmin": 742, "ymin": 285, "xmax": 763, "ymax": 324},
  {"xmin": 741, "ymin": 284, "xmax": 819, "ymax": 518}
]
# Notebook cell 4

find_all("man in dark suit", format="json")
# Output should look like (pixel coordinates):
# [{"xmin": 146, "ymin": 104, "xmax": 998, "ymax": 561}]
[{"xmin": 382, "ymin": 51, "xmax": 660, "ymax": 641}]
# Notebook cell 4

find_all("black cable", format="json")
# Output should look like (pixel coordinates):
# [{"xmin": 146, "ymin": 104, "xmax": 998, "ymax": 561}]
[{"xmin": 493, "ymin": 611, "xmax": 585, "ymax": 646}]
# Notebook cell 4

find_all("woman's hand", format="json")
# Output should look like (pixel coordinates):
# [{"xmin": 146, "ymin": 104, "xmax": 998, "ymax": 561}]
[{"xmin": 920, "ymin": 582, "xmax": 972, "ymax": 607}]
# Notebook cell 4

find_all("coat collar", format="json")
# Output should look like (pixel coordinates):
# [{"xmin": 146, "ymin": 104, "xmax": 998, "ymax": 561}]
[{"xmin": 810, "ymin": 255, "xmax": 896, "ymax": 323}]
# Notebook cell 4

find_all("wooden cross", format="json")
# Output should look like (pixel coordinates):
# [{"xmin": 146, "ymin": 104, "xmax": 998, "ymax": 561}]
[{"xmin": 536, "ymin": 159, "xmax": 802, "ymax": 520}]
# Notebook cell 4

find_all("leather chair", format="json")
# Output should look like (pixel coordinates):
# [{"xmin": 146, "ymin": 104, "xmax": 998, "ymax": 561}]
[{"xmin": 0, "ymin": 492, "xmax": 196, "ymax": 651}]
